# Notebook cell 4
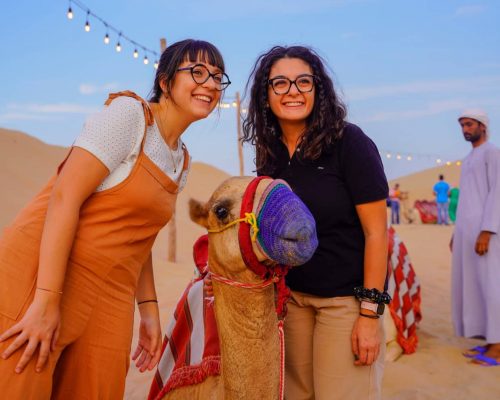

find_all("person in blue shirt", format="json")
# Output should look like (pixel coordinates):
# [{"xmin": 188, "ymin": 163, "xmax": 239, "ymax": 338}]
[{"xmin": 433, "ymin": 174, "xmax": 450, "ymax": 225}]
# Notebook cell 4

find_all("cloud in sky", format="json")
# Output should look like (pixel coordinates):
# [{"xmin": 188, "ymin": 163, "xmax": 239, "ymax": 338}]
[
  {"xmin": 346, "ymin": 75, "xmax": 500, "ymax": 101},
  {"xmin": 454, "ymin": 4, "xmax": 486, "ymax": 17},
  {"xmin": 79, "ymin": 83, "xmax": 120, "ymax": 95},
  {"xmin": 341, "ymin": 32, "xmax": 360, "ymax": 40},
  {"xmin": 361, "ymin": 97, "xmax": 500, "ymax": 123},
  {"xmin": 0, "ymin": 113, "xmax": 58, "ymax": 122},
  {"xmin": 177, "ymin": 0, "xmax": 372, "ymax": 20},
  {"xmin": 7, "ymin": 103, "xmax": 99, "ymax": 114},
  {"xmin": 0, "ymin": 103, "xmax": 100, "ymax": 122}
]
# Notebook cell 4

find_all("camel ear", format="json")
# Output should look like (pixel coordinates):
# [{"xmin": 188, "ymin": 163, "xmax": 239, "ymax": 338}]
[{"xmin": 189, "ymin": 198, "xmax": 209, "ymax": 228}]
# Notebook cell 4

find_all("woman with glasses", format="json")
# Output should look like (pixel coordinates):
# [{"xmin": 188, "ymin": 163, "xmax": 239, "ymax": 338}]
[
  {"xmin": 243, "ymin": 46, "xmax": 389, "ymax": 400},
  {"xmin": 0, "ymin": 39, "xmax": 229, "ymax": 399}
]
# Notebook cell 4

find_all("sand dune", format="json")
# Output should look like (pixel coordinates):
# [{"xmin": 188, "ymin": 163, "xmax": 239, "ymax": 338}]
[{"xmin": 1, "ymin": 129, "xmax": 498, "ymax": 399}]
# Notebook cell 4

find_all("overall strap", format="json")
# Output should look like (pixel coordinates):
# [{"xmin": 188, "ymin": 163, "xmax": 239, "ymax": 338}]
[
  {"xmin": 104, "ymin": 90, "xmax": 155, "ymax": 150},
  {"xmin": 104, "ymin": 90, "xmax": 155, "ymax": 127}
]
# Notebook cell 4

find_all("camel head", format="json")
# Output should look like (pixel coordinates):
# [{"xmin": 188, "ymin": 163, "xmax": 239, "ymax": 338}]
[{"xmin": 189, "ymin": 176, "xmax": 318, "ymax": 282}]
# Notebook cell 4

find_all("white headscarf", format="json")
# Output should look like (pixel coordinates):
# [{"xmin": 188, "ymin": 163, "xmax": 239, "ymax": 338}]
[{"xmin": 458, "ymin": 109, "xmax": 490, "ymax": 136}]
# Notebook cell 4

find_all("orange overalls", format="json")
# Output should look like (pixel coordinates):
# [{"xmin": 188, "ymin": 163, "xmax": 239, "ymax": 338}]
[{"xmin": 0, "ymin": 92, "xmax": 188, "ymax": 399}]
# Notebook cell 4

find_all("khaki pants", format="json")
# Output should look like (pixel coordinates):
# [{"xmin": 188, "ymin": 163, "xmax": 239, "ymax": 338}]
[{"xmin": 284, "ymin": 292, "xmax": 385, "ymax": 400}]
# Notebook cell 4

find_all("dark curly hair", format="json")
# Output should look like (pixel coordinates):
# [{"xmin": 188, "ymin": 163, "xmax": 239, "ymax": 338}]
[
  {"xmin": 149, "ymin": 39, "xmax": 225, "ymax": 103},
  {"xmin": 242, "ymin": 46, "xmax": 347, "ymax": 175}
]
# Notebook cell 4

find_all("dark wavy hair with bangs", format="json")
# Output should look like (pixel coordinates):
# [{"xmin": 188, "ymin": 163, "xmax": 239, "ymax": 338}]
[
  {"xmin": 149, "ymin": 39, "xmax": 225, "ymax": 103},
  {"xmin": 242, "ymin": 46, "xmax": 347, "ymax": 175}
]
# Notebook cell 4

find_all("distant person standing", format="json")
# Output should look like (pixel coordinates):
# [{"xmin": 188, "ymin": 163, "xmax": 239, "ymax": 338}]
[
  {"xmin": 433, "ymin": 174, "xmax": 450, "ymax": 225},
  {"xmin": 389, "ymin": 183, "xmax": 401, "ymax": 224},
  {"xmin": 451, "ymin": 109, "xmax": 500, "ymax": 366},
  {"xmin": 448, "ymin": 187, "xmax": 460, "ymax": 223}
]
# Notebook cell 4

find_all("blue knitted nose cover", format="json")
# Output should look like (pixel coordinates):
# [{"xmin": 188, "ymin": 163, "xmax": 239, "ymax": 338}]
[{"xmin": 255, "ymin": 180, "xmax": 318, "ymax": 266}]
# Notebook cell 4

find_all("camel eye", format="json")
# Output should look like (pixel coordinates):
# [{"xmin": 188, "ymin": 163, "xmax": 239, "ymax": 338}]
[{"xmin": 214, "ymin": 205, "xmax": 229, "ymax": 220}]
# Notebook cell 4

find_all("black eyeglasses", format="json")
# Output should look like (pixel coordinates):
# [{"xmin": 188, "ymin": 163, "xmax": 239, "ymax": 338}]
[
  {"xmin": 177, "ymin": 64, "xmax": 231, "ymax": 91},
  {"xmin": 268, "ymin": 74, "xmax": 316, "ymax": 95}
]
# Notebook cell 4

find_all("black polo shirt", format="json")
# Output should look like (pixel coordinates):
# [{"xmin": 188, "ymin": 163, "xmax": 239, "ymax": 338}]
[{"xmin": 261, "ymin": 123, "xmax": 388, "ymax": 297}]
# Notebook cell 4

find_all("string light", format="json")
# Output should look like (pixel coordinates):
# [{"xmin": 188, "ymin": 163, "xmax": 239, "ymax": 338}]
[
  {"xmin": 84, "ymin": 11, "xmax": 90, "ymax": 32},
  {"xmin": 65, "ymin": 0, "xmax": 159, "ymax": 68},
  {"xmin": 379, "ymin": 148, "xmax": 461, "ymax": 167}
]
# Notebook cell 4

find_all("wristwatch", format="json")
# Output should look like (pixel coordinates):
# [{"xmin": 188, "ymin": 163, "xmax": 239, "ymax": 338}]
[{"xmin": 360, "ymin": 300, "xmax": 385, "ymax": 316}]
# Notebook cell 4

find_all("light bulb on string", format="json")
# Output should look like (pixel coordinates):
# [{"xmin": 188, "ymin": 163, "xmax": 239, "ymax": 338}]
[
  {"xmin": 84, "ymin": 12, "xmax": 90, "ymax": 32},
  {"xmin": 154, "ymin": 60, "xmax": 159, "ymax": 69},
  {"xmin": 104, "ymin": 33, "xmax": 110, "ymax": 44},
  {"xmin": 396, "ymin": 154, "xmax": 401, "ymax": 160},
  {"xmin": 67, "ymin": 6, "xmax": 73, "ymax": 20},
  {"xmin": 436, "ymin": 158, "xmax": 442, "ymax": 164},
  {"xmin": 407, "ymin": 156, "xmax": 412, "ymax": 161},
  {"xmin": 133, "ymin": 49, "xmax": 139, "ymax": 59},
  {"xmin": 116, "ymin": 34, "xmax": 122, "ymax": 52},
  {"xmin": 143, "ymin": 56, "xmax": 149, "ymax": 65}
]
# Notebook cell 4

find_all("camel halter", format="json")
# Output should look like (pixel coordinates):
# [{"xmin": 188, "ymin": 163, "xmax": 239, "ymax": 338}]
[
  {"xmin": 206, "ymin": 176, "xmax": 288, "ymax": 400},
  {"xmin": 207, "ymin": 212, "xmax": 260, "ymax": 242}
]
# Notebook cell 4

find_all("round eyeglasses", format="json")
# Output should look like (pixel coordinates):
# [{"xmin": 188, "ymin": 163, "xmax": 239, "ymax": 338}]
[
  {"xmin": 268, "ymin": 74, "xmax": 316, "ymax": 95},
  {"xmin": 177, "ymin": 64, "xmax": 231, "ymax": 91}
]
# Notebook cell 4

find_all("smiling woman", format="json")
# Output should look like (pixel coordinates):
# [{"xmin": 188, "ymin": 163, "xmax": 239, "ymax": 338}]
[
  {"xmin": 0, "ymin": 39, "xmax": 229, "ymax": 400},
  {"xmin": 243, "ymin": 45, "xmax": 389, "ymax": 400}
]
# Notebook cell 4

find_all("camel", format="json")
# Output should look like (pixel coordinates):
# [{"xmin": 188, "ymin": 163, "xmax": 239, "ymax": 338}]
[{"xmin": 149, "ymin": 176, "xmax": 318, "ymax": 400}]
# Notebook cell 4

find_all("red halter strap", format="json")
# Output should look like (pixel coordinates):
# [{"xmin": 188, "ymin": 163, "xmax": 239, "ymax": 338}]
[{"xmin": 238, "ymin": 176, "xmax": 270, "ymax": 279}]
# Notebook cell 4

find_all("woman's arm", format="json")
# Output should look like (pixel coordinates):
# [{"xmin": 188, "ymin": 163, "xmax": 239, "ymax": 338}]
[
  {"xmin": 351, "ymin": 199, "xmax": 388, "ymax": 366},
  {"xmin": 0, "ymin": 147, "xmax": 109, "ymax": 373},
  {"xmin": 132, "ymin": 253, "xmax": 162, "ymax": 372},
  {"xmin": 357, "ymin": 199, "xmax": 388, "ymax": 291}
]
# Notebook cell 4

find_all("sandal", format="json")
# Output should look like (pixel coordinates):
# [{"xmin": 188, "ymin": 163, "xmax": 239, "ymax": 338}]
[
  {"xmin": 471, "ymin": 353, "xmax": 500, "ymax": 366},
  {"xmin": 462, "ymin": 345, "xmax": 488, "ymax": 358}
]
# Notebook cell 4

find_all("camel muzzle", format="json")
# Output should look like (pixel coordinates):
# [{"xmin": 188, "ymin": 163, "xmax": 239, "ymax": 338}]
[{"xmin": 255, "ymin": 180, "xmax": 318, "ymax": 266}]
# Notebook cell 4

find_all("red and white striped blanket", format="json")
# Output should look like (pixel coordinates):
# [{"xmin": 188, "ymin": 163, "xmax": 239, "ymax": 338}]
[
  {"xmin": 387, "ymin": 226, "xmax": 422, "ymax": 354},
  {"xmin": 148, "ymin": 235, "xmax": 220, "ymax": 400}
]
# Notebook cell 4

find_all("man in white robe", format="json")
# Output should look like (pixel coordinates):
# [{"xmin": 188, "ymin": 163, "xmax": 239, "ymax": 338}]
[{"xmin": 452, "ymin": 109, "xmax": 500, "ymax": 366}]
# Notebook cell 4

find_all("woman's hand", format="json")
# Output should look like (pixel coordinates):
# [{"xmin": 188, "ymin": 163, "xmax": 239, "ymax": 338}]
[
  {"xmin": 132, "ymin": 303, "xmax": 162, "ymax": 372},
  {"xmin": 351, "ymin": 314, "xmax": 381, "ymax": 366},
  {"xmin": 0, "ymin": 291, "xmax": 61, "ymax": 374}
]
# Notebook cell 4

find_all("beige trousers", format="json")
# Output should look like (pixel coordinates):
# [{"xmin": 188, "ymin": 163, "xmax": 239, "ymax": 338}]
[{"xmin": 284, "ymin": 291, "xmax": 385, "ymax": 400}]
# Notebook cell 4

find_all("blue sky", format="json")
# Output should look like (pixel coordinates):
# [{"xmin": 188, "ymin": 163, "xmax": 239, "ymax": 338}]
[{"xmin": 1, "ymin": 0, "xmax": 499, "ymax": 179}]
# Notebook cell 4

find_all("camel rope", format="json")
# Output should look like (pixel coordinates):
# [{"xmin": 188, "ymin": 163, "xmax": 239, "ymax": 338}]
[
  {"xmin": 207, "ymin": 212, "xmax": 259, "ymax": 242},
  {"xmin": 209, "ymin": 271, "xmax": 277, "ymax": 289}
]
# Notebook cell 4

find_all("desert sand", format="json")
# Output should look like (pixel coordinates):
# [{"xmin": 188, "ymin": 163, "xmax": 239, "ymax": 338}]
[{"xmin": 1, "ymin": 128, "xmax": 499, "ymax": 399}]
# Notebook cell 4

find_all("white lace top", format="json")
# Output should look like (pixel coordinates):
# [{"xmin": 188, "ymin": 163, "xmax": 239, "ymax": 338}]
[{"xmin": 73, "ymin": 96, "xmax": 190, "ymax": 192}]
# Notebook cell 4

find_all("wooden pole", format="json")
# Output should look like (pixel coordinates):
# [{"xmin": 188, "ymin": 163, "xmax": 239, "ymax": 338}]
[
  {"xmin": 236, "ymin": 92, "xmax": 244, "ymax": 176},
  {"xmin": 160, "ymin": 37, "xmax": 177, "ymax": 263},
  {"xmin": 160, "ymin": 38, "xmax": 167, "ymax": 52}
]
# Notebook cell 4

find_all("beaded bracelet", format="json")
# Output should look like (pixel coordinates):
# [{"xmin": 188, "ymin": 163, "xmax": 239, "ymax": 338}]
[
  {"xmin": 353, "ymin": 286, "xmax": 391, "ymax": 305},
  {"xmin": 137, "ymin": 299, "xmax": 158, "ymax": 305}
]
